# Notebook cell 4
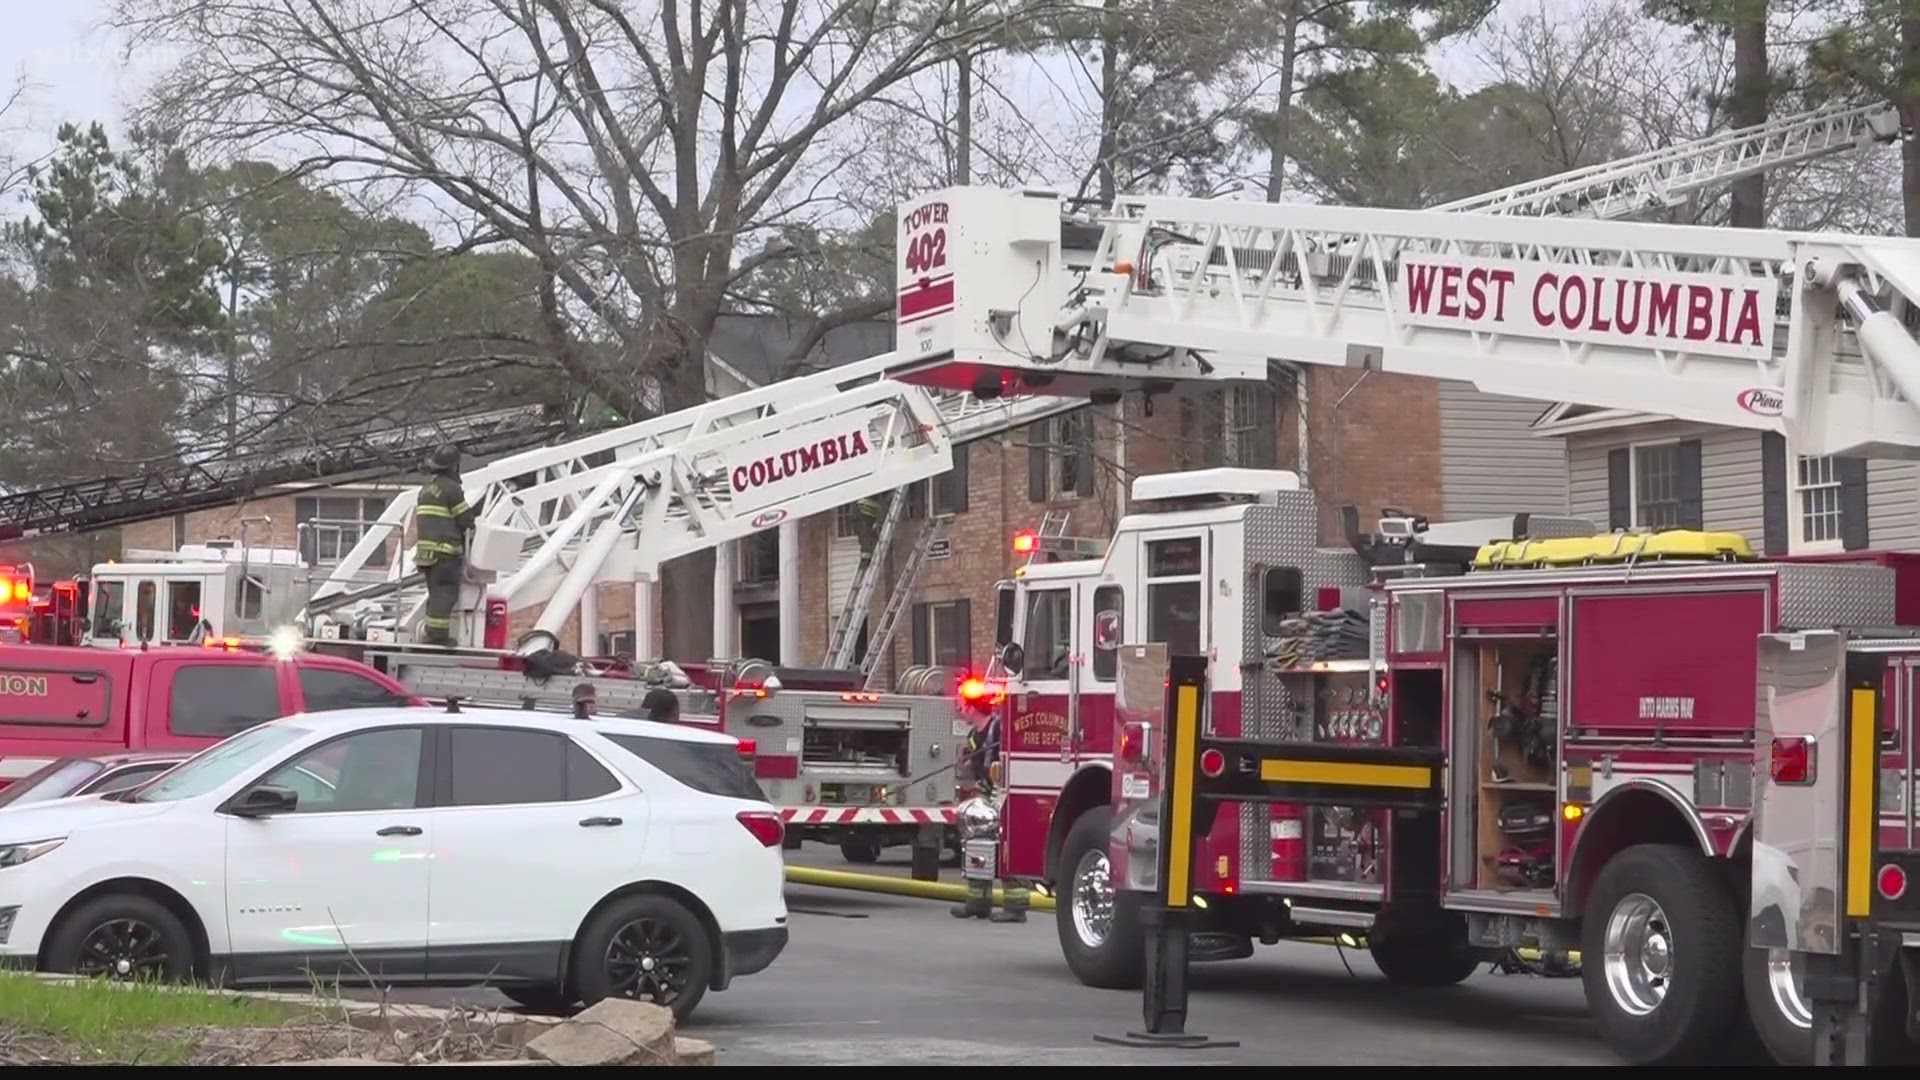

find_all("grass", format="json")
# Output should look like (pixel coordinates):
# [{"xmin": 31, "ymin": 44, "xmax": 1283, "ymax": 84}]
[{"xmin": 0, "ymin": 972, "xmax": 327, "ymax": 1064}]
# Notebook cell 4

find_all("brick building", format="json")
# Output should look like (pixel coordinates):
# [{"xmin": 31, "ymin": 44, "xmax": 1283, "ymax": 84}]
[{"xmin": 23, "ymin": 313, "xmax": 1561, "ymax": 681}]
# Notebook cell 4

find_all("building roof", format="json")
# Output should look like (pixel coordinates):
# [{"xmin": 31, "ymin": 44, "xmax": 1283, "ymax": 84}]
[{"xmin": 706, "ymin": 313, "xmax": 894, "ymax": 387}]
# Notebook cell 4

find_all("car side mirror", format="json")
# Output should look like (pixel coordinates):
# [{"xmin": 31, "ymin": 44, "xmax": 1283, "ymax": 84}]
[
  {"xmin": 229, "ymin": 785, "xmax": 298, "ymax": 818},
  {"xmin": 999, "ymin": 641, "xmax": 1025, "ymax": 676}
]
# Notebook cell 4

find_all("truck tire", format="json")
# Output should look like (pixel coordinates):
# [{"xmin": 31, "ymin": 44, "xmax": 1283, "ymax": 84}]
[
  {"xmin": 1581, "ymin": 843, "xmax": 1742, "ymax": 1065},
  {"xmin": 1368, "ymin": 915, "xmax": 1483, "ymax": 988},
  {"xmin": 840, "ymin": 840, "xmax": 882, "ymax": 864},
  {"xmin": 1740, "ymin": 906, "xmax": 1812, "ymax": 1065},
  {"xmin": 1055, "ymin": 805, "xmax": 1145, "ymax": 990}
]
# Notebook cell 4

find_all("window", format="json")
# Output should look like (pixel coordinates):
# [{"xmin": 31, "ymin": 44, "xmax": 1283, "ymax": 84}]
[
  {"xmin": 1145, "ymin": 537, "xmax": 1204, "ymax": 657},
  {"xmin": 835, "ymin": 502, "xmax": 866, "ymax": 539},
  {"xmin": 1091, "ymin": 585, "xmax": 1124, "ymax": 682},
  {"xmin": 738, "ymin": 531, "xmax": 780, "ymax": 585},
  {"xmin": 166, "ymin": 580, "xmax": 203, "ymax": 641},
  {"xmin": 1606, "ymin": 441, "xmax": 1702, "ymax": 531},
  {"xmin": 910, "ymin": 598, "xmax": 972, "ymax": 669},
  {"xmin": 298, "ymin": 667, "xmax": 411, "ymax": 712},
  {"xmin": 1022, "ymin": 589, "xmax": 1073, "ymax": 681},
  {"xmin": 258, "ymin": 726, "xmax": 425, "ymax": 813},
  {"xmin": 1261, "ymin": 566, "xmax": 1303, "ymax": 637},
  {"xmin": 1028, "ymin": 411, "xmax": 1095, "ymax": 501},
  {"xmin": 169, "ymin": 663, "xmax": 284, "ymax": 738},
  {"xmin": 295, "ymin": 495, "xmax": 393, "ymax": 567},
  {"xmin": 601, "ymin": 630, "xmax": 637, "ymax": 657},
  {"xmin": 0, "ymin": 760, "xmax": 104, "ymax": 808},
  {"xmin": 1796, "ymin": 454, "xmax": 1843, "ymax": 547},
  {"xmin": 443, "ymin": 726, "xmax": 623, "ymax": 806},
  {"xmin": 90, "ymin": 579, "xmax": 121, "ymax": 636},
  {"xmin": 1764, "ymin": 434, "xmax": 1867, "ymax": 555},
  {"xmin": 134, "ymin": 722, "xmax": 311, "ymax": 803},
  {"xmin": 911, "ymin": 443, "xmax": 969, "ymax": 517},
  {"xmin": 993, "ymin": 583, "xmax": 1016, "ymax": 649},
  {"xmin": 89, "ymin": 763, "xmax": 174, "ymax": 795},
  {"xmin": 1180, "ymin": 385, "xmax": 1281, "ymax": 469},
  {"xmin": 603, "ymin": 733, "xmax": 766, "ymax": 802},
  {"xmin": 135, "ymin": 580, "xmax": 157, "ymax": 642}
]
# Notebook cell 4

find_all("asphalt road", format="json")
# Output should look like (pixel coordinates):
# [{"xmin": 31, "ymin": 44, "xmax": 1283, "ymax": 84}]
[{"xmin": 377, "ymin": 843, "xmax": 1616, "ymax": 1066}]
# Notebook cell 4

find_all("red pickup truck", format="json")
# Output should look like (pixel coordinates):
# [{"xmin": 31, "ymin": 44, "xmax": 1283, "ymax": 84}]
[{"xmin": 0, "ymin": 645, "xmax": 419, "ymax": 787}]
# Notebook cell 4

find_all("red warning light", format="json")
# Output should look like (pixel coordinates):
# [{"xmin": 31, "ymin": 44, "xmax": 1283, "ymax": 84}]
[
  {"xmin": 1012, "ymin": 530, "xmax": 1037, "ymax": 554},
  {"xmin": 957, "ymin": 673, "xmax": 1004, "ymax": 714},
  {"xmin": 1199, "ymin": 748, "xmax": 1226, "ymax": 777}
]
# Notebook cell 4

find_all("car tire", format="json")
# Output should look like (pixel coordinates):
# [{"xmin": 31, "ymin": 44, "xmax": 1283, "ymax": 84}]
[
  {"xmin": 1581, "ymin": 844, "xmax": 1743, "ymax": 1065},
  {"xmin": 572, "ymin": 894, "xmax": 714, "ymax": 1020},
  {"xmin": 840, "ymin": 840, "xmax": 882, "ymax": 864},
  {"xmin": 1055, "ymin": 805, "xmax": 1145, "ymax": 990},
  {"xmin": 43, "ymin": 893, "xmax": 196, "ymax": 983},
  {"xmin": 499, "ymin": 984, "xmax": 577, "ymax": 1014},
  {"xmin": 1368, "ymin": 914, "xmax": 1483, "ymax": 988}
]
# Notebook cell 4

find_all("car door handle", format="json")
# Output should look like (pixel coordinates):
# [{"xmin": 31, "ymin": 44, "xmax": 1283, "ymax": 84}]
[
  {"xmin": 579, "ymin": 816, "xmax": 623, "ymax": 828},
  {"xmin": 376, "ymin": 825, "xmax": 423, "ymax": 836}
]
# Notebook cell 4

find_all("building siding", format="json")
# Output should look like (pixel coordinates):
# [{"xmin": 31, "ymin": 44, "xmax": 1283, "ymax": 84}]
[
  {"xmin": 1437, "ymin": 381, "xmax": 1567, "ymax": 519},
  {"xmin": 1566, "ymin": 419, "xmax": 1920, "ymax": 553}
]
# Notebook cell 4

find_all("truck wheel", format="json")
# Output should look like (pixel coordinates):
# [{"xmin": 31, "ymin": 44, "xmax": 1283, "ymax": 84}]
[
  {"xmin": 1055, "ymin": 805, "xmax": 1144, "ymax": 990},
  {"xmin": 1740, "ymin": 904, "xmax": 1813, "ymax": 1065},
  {"xmin": 840, "ymin": 840, "xmax": 882, "ymax": 864},
  {"xmin": 1581, "ymin": 844, "xmax": 1742, "ymax": 1065},
  {"xmin": 1368, "ymin": 915, "xmax": 1483, "ymax": 988}
]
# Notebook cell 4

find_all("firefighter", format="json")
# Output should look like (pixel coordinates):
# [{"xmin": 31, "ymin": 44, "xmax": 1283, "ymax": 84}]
[
  {"xmin": 572, "ymin": 682, "xmax": 599, "ymax": 717},
  {"xmin": 413, "ymin": 444, "xmax": 476, "ymax": 647},
  {"xmin": 639, "ymin": 687, "xmax": 681, "ymax": 724},
  {"xmin": 950, "ymin": 712, "xmax": 1030, "ymax": 923}
]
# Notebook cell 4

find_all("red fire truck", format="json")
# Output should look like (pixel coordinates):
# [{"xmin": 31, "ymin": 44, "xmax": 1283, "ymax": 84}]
[{"xmin": 985, "ymin": 464, "xmax": 1920, "ymax": 1066}]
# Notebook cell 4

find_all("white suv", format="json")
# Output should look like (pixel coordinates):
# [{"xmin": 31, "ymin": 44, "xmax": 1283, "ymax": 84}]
[{"xmin": 0, "ymin": 705, "xmax": 789, "ymax": 1018}]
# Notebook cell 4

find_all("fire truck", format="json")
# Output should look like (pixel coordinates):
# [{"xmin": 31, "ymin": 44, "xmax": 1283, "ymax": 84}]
[{"xmin": 0, "ymin": 98, "xmax": 1912, "ymax": 1060}]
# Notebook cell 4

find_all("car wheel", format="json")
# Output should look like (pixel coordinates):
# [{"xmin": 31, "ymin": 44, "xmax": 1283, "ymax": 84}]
[
  {"xmin": 1054, "ymin": 805, "xmax": 1145, "ymax": 990},
  {"xmin": 44, "ymin": 894, "xmax": 196, "ymax": 983},
  {"xmin": 1581, "ymin": 844, "xmax": 1742, "ymax": 1065},
  {"xmin": 839, "ymin": 839, "xmax": 882, "ymax": 864},
  {"xmin": 499, "ymin": 984, "xmax": 576, "ymax": 1014},
  {"xmin": 573, "ymin": 895, "xmax": 714, "ymax": 1020}
]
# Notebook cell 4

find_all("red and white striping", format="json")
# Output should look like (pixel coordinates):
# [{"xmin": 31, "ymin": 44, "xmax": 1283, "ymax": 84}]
[{"xmin": 777, "ymin": 807, "xmax": 958, "ymax": 825}]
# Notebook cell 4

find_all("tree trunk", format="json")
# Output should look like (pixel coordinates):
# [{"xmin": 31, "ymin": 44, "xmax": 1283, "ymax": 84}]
[
  {"xmin": 1097, "ymin": 0, "xmax": 1120, "ymax": 203},
  {"xmin": 954, "ymin": 0, "xmax": 971, "ymax": 185},
  {"xmin": 657, "ymin": 265, "xmax": 726, "ymax": 663},
  {"xmin": 1264, "ymin": 0, "xmax": 1301, "ymax": 202},
  {"xmin": 1904, "ymin": 7, "xmax": 1920, "ymax": 237},
  {"xmin": 1727, "ymin": 0, "xmax": 1767, "ymax": 229}
]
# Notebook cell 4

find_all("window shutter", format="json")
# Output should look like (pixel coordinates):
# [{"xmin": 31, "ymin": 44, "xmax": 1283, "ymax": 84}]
[
  {"xmin": 1675, "ymin": 439, "xmax": 1704, "ymax": 530},
  {"xmin": 1760, "ymin": 434, "xmax": 1788, "ymax": 555},
  {"xmin": 947, "ymin": 444, "xmax": 970, "ymax": 513},
  {"xmin": 1838, "ymin": 456, "xmax": 1870, "ymax": 551},
  {"xmin": 956, "ymin": 599, "xmax": 973, "ymax": 668},
  {"xmin": 1606, "ymin": 448, "xmax": 1631, "ymax": 530},
  {"xmin": 1073, "ymin": 416, "xmax": 1095, "ymax": 497},
  {"xmin": 1028, "ymin": 426, "xmax": 1049, "ymax": 502},
  {"xmin": 910, "ymin": 603, "xmax": 930, "ymax": 667}
]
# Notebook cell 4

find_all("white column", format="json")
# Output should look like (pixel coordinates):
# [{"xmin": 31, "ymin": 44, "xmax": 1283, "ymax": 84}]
[
  {"xmin": 712, "ymin": 541, "xmax": 736, "ymax": 659},
  {"xmin": 778, "ymin": 521, "xmax": 801, "ymax": 666},
  {"xmin": 634, "ymin": 579, "xmax": 658, "ymax": 660},
  {"xmin": 578, "ymin": 583, "xmax": 599, "ymax": 656}
]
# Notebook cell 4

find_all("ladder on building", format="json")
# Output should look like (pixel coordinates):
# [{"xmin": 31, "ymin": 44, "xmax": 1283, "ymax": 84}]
[
  {"xmin": 823, "ymin": 488, "xmax": 912, "ymax": 669},
  {"xmin": 859, "ymin": 517, "xmax": 946, "ymax": 688}
]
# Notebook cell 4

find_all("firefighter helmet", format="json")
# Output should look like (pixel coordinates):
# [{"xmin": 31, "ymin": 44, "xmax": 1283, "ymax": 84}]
[{"xmin": 424, "ymin": 444, "xmax": 462, "ymax": 475}]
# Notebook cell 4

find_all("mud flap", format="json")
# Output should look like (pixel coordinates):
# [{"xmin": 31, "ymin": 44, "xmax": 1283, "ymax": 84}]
[{"xmin": 1900, "ymin": 947, "xmax": 1920, "ymax": 1043}]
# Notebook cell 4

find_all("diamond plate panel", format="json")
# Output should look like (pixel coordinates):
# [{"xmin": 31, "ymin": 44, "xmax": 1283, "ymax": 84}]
[
  {"xmin": 1242, "ymin": 500, "xmax": 1365, "ymax": 745},
  {"xmin": 1240, "ymin": 802, "xmax": 1273, "ymax": 880},
  {"xmin": 1777, "ymin": 563, "xmax": 1897, "ymax": 630}
]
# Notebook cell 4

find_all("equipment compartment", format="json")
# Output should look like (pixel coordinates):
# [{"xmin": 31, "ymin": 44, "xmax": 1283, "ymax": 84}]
[{"xmin": 1465, "ymin": 640, "xmax": 1560, "ymax": 893}]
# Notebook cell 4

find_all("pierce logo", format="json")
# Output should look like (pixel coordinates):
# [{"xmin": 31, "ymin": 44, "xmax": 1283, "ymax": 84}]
[
  {"xmin": 731, "ymin": 430, "xmax": 873, "ymax": 493},
  {"xmin": 1737, "ymin": 387, "xmax": 1784, "ymax": 417},
  {"xmin": 750, "ymin": 509, "xmax": 789, "ymax": 529}
]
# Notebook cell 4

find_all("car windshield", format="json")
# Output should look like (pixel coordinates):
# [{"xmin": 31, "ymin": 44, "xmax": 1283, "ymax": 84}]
[
  {"xmin": 132, "ymin": 723, "xmax": 311, "ymax": 804},
  {"xmin": 0, "ymin": 759, "xmax": 105, "ymax": 809}
]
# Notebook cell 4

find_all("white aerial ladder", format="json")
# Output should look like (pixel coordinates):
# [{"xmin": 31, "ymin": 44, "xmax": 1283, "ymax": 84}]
[{"xmin": 299, "ymin": 98, "xmax": 1909, "ymax": 662}]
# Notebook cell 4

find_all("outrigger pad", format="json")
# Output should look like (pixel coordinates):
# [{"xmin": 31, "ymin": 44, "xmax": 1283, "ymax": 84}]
[{"xmin": 1093, "ymin": 1031, "xmax": 1241, "ymax": 1050}]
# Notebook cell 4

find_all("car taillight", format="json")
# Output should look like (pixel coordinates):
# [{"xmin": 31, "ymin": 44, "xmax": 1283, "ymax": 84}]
[
  {"xmin": 736, "ymin": 738, "xmax": 756, "ymax": 761},
  {"xmin": 737, "ymin": 810, "xmax": 783, "ymax": 848},
  {"xmin": 1769, "ymin": 736, "xmax": 1814, "ymax": 785}
]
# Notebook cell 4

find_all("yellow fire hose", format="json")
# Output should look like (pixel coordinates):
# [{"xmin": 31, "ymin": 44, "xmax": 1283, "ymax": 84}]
[{"xmin": 783, "ymin": 866, "xmax": 1577, "ymax": 963}]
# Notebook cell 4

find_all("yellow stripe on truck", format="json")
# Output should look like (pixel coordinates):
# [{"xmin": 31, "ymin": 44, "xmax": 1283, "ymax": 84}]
[
  {"xmin": 1846, "ymin": 685, "xmax": 1877, "ymax": 919},
  {"xmin": 1259, "ymin": 759, "xmax": 1433, "ymax": 790},
  {"xmin": 1165, "ymin": 683, "xmax": 1200, "ymax": 909}
]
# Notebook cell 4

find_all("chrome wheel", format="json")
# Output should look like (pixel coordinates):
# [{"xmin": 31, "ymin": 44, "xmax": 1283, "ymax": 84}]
[
  {"xmin": 1070, "ymin": 847, "xmax": 1115, "ymax": 949},
  {"xmin": 74, "ymin": 918, "xmax": 171, "ymax": 980},
  {"xmin": 1766, "ymin": 947, "xmax": 1813, "ymax": 1030},
  {"xmin": 1603, "ymin": 892, "xmax": 1675, "ymax": 1017}
]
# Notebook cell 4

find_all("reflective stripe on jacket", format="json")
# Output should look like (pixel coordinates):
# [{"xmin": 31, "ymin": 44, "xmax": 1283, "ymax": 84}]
[{"xmin": 415, "ymin": 475, "xmax": 475, "ymax": 562}]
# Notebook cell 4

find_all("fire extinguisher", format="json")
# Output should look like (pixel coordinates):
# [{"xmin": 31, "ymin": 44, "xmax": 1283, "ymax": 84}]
[{"xmin": 1271, "ymin": 804, "xmax": 1307, "ymax": 881}]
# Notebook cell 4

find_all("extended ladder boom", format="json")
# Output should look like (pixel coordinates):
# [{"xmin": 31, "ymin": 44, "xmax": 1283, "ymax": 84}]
[{"xmin": 890, "ymin": 187, "xmax": 1920, "ymax": 460}]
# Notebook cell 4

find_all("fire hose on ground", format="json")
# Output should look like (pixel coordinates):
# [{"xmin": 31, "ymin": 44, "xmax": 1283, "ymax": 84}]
[{"xmin": 783, "ymin": 865, "xmax": 1577, "ymax": 973}]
